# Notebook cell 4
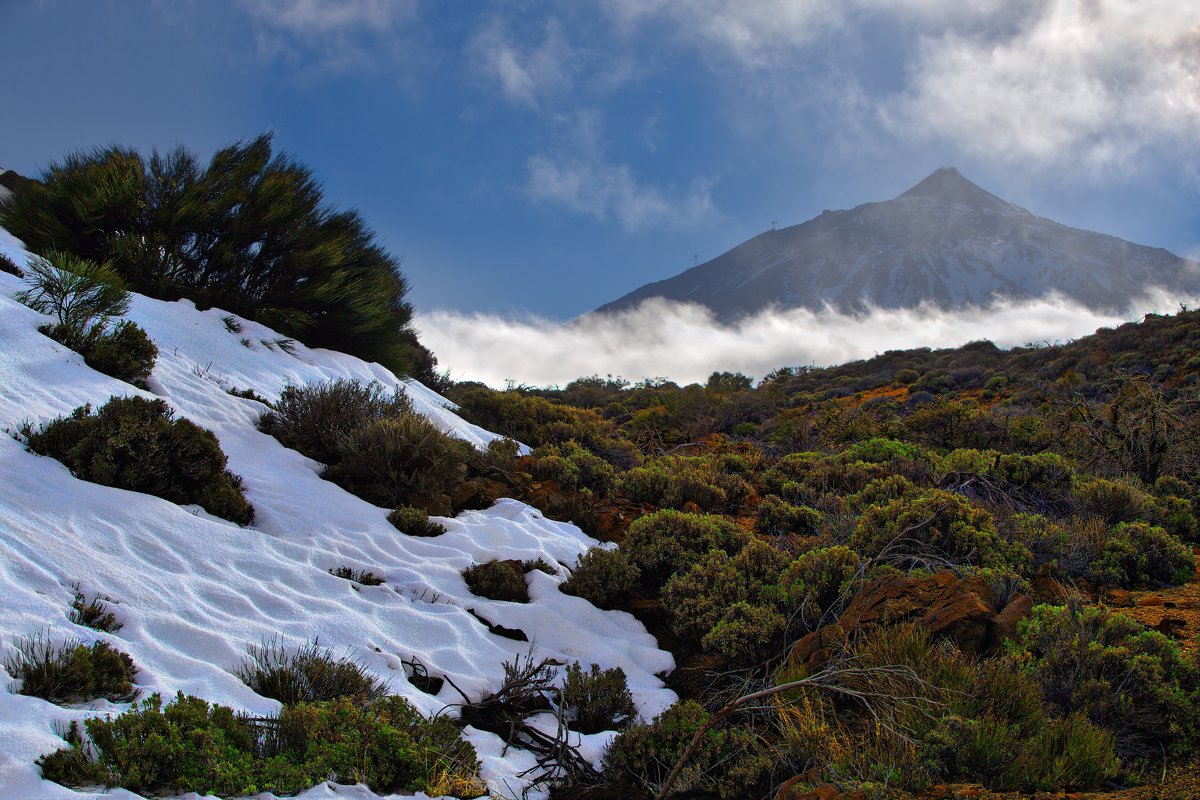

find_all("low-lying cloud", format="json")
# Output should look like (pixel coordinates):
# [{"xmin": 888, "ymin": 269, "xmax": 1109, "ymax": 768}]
[{"xmin": 418, "ymin": 293, "xmax": 1197, "ymax": 388}]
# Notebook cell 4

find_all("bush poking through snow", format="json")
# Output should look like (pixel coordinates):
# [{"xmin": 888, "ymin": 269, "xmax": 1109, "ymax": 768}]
[
  {"xmin": 0, "ymin": 250, "xmax": 22, "ymax": 277},
  {"xmin": 328, "ymin": 566, "xmax": 385, "ymax": 586},
  {"xmin": 560, "ymin": 547, "xmax": 639, "ymax": 610},
  {"xmin": 4, "ymin": 634, "xmax": 137, "ymax": 704},
  {"xmin": 561, "ymin": 662, "xmax": 637, "ymax": 734},
  {"xmin": 80, "ymin": 320, "xmax": 158, "ymax": 387},
  {"xmin": 387, "ymin": 505, "xmax": 447, "ymax": 537},
  {"xmin": 13, "ymin": 250, "xmax": 158, "ymax": 386},
  {"xmin": 259, "ymin": 379, "xmax": 411, "ymax": 466},
  {"xmin": 462, "ymin": 560, "xmax": 532, "ymax": 603},
  {"xmin": 261, "ymin": 378, "xmax": 475, "ymax": 513},
  {"xmin": 323, "ymin": 415, "xmax": 474, "ymax": 512},
  {"xmin": 26, "ymin": 396, "xmax": 254, "ymax": 524},
  {"xmin": 68, "ymin": 584, "xmax": 122, "ymax": 633},
  {"xmin": 235, "ymin": 639, "xmax": 388, "ymax": 706},
  {"xmin": 14, "ymin": 250, "xmax": 131, "ymax": 350},
  {"xmin": 37, "ymin": 692, "xmax": 485, "ymax": 797}
]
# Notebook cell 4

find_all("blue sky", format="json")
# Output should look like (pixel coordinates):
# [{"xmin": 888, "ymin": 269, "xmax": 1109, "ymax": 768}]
[{"xmin": 3, "ymin": 0, "xmax": 1198, "ymax": 326}]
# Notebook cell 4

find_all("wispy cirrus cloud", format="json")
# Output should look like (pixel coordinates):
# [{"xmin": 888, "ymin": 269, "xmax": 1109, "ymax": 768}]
[
  {"xmin": 526, "ymin": 154, "xmax": 714, "ymax": 232},
  {"xmin": 238, "ymin": 0, "xmax": 420, "ymax": 72},
  {"xmin": 469, "ymin": 17, "xmax": 577, "ymax": 111}
]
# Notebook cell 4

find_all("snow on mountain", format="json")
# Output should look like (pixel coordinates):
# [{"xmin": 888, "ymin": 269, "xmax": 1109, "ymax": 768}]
[
  {"xmin": 597, "ymin": 167, "xmax": 1200, "ymax": 321},
  {"xmin": 0, "ymin": 229, "xmax": 676, "ymax": 800}
]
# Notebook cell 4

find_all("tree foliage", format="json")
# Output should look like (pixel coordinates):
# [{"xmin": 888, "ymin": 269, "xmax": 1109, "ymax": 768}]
[{"xmin": 2, "ymin": 135, "xmax": 429, "ymax": 375}]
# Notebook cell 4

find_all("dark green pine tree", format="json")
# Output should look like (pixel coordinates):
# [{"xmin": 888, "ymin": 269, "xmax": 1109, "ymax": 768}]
[{"xmin": 2, "ymin": 134, "xmax": 433, "ymax": 378}]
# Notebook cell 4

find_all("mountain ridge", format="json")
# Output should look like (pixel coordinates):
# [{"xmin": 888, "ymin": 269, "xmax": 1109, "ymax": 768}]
[{"xmin": 596, "ymin": 168, "xmax": 1200, "ymax": 320}]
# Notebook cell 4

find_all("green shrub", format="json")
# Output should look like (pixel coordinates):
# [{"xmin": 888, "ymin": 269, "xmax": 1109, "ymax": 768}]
[
  {"xmin": 1007, "ymin": 513, "xmax": 1098, "ymax": 579},
  {"xmin": 1, "ymin": 136, "xmax": 427, "ymax": 375},
  {"xmin": 1091, "ymin": 521, "xmax": 1193, "ymax": 587},
  {"xmin": 1012, "ymin": 604, "xmax": 1200, "ymax": 758},
  {"xmin": 81, "ymin": 320, "xmax": 157, "ymax": 387},
  {"xmin": 38, "ymin": 692, "xmax": 484, "ymax": 797},
  {"xmin": 529, "ymin": 440, "xmax": 616, "ymax": 496},
  {"xmin": 618, "ymin": 455, "xmax": 752, "ymax": 514},
  {"xmin": 602, "ymin": 700, "xmax": 773, "ymax": 799},
  {"xmin": 850, "ymin": 489, "xmax": 1021, "ymax": 569},
  {"xmin": 1074, "ymin": 477, "xmax": 1147, "ymax": 524},
  {"xmin": 0, "ymin": 250, "xmax": 22, "ymax": 277},
  {"xmin": 328, "ymin": 567, "xmax": 384, "ymax": 586},
  {"xmin": 236, "ymin": 639, "xmax": 387, "ymax": 706},
  {"xmin": 562, "ymin": 662, "xmax": 637, "ymax": 734},
  {"xmin": 14, "ymin": 250, "xmax": 130, "ymax": 350},
  {"xmin": 663, "ymin": 539, "xmax": 790, "ymax": 661},
  {"xmin": 779, "ymin": 545, "xmax": 863, "ymax": 631},
  {"xmin": 560, "ymin": 547, "xmax": 639, "ymax": 610},
  {"xmin": 461, "ymin": 560, "xmax": 530, "ymax": 603},
  {"xmin": 755, "ymin": 495, "xmax": 823, "ymax": 536},
  {"xmin": 323, "ymin": 414, "xmax": 473, "ymax": 512},
  {"xmin": 623, "ymin": 510, "xmax": 749, "ymax": 590},
  {"xmin": 845, "ymin": 474, "xmax": 920, "ymax": 511},
  {"xmin": 4, "ymin": 634, "xmax": 136, "ymax": 703},
  {"xmin": 69, "ymin": 585, "xmax": 122, "ymax": 633},
  {"xmin": 387, "ymin": 505, "xmax": 447, "ymax": 537},
  {"xmin": 259, "ymin": 379, "xmax": 410, "ymax": 466},
  {"xmin": 26, "ymin": 396, "xmax": 254, "ymax": 524}
]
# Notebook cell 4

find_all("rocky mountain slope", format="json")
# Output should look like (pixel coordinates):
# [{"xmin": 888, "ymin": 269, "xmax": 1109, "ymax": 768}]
[{"xmin": 597, "ymin": 167, "xmax": 1200, "ymax": 320}]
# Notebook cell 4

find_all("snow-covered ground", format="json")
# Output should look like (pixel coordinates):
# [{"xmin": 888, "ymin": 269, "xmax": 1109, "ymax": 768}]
[{"xmin": 0, "ymin": 230, "xmax": 676, "ymax": 800}]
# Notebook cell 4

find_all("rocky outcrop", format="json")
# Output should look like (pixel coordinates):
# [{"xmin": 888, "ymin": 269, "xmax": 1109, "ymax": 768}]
[{"xmin": 789, "ymin": 570, "xmax": 1033, "ymax": 672}]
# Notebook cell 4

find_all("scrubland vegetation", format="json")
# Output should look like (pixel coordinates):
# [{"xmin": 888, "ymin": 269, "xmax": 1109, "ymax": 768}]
[{"xmin": 6, "ymin": 143, "xmax": 1199, "ymax": 799}]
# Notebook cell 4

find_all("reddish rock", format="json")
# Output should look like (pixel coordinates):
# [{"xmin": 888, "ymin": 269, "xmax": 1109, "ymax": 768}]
[
  {"xmin": 775, "ymin": 781, "xmax": 866, "ymax": 800},
  {"xmin": 1105, "ymin": 588, "xmax": 1133, "ymax": 607},
  {"xmin": 1138, "ymin": 595, "xmax": 1166, "ymax": 607},
  {"xmin": 789, "ymin": 570, "xmax": 1022, "ymax": 671},
  {"xmin": 989, "ymin": 593, "xmax": 1033, "ymax": 647}
]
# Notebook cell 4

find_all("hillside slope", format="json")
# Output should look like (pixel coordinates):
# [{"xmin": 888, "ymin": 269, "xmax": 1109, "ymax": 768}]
[
  {"xmin": 598, "ymin": 167, "xmax": 1200, "ymax": 320},
  {"xmin": 0, "ymin": 230, "xmax": 675, "ymax": 800}
]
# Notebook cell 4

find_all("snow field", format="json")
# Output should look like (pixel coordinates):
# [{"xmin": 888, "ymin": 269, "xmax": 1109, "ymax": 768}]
[{"xmin": 0, "ymin": 230, "xmax": 676, "ymax": 800}]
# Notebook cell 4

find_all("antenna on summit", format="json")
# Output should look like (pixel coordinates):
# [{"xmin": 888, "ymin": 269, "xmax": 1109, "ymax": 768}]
[{"xmin": 771, "ymin": 220, "xmax": 777, "ymax": 231}]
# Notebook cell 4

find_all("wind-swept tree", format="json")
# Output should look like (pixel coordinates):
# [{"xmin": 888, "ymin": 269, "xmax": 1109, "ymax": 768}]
[{"xmin": 2, "ymin": 134, "xmax": 431, "ymax": 376}]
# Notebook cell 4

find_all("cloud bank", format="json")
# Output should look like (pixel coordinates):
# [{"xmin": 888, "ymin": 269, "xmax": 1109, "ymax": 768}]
[{"xmin": 418, "ymin": 293, "xmax": 1197, "ymax": 388}]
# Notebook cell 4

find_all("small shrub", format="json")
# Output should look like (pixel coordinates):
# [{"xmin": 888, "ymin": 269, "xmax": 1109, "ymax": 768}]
[
  {"xmin": 529, "ymin": 440, "xmax": 616, "ymax": 495},
  {"xmin": 1074, "ymin": 477, "xmax": 1146, "ymax": 524},
  {"xmin": 236, "ymin": 639, "xmax": 387, "ymax": 706},
  {"xmin": 618, "ymin": 455, "xmax": 751, "ymax": 514},
  {"xmin": 323, "ymin": 414, "xmax": 473, "ymax": 512},
  {"xmin": 561, "ymin": 662, "xmax": 637, "ymax": 734},
  {"xmin": 1091, "ymin": 521, "xmax": 1193, "ymax": 587},
  {"xmin": 38, "ymin": 692, "xmax": 484, "ymax": 797},
  {"xmin": 69, "ymin": 585, "xmax": 122, "ymax": 633},
  {"xmin": 15, "ymin": 250, "xmax": 130, "ymax": 350},
  {"xmin": 259, "ymin": 379, "xmax": 411, "ymax": 466},
  {"xmin": 623, "ymin": 510, "xmax": 749, "ymax": 590},
  {"xmin": 0, "ymin": 250, "xmax": 22, "ymax": 277},
  {"xmin": 81, "ymin": 320, "xmax": 157, "ymax": 387},
  {"xmin": 462, "ymin": 560, "xmax": 529, "ymax": 603},
  {"xmin": 663, "ymin": 539, "xmax": 791, "ymax": 661},
  {"xmin": 4, "ymin": 634, "xmax": 137, "ymax": 703},
  {"xmin": 850, "ymin": 489, "xmax": 1022, "ymax": 569},
  {"xmin": 755, "ymin": 495, "xmax": 823, "ymax": 536},
  {"xmin": 779, "ymin": 545, "xmax": 863, "ymax": 631},
  {"xmin": 602, "ymin": 700, "xmax": 773, "ymax": 799},
  {"xmin": 328, "ymin": 566, "xmax": 385, "ymax": 586},
  {"xmin": 387, "ymin": 505, "xmax": 447, "ymax": 537},
  {"xmin": 1012, "ymin": 604, "xmax": 1200, "ymax": 758},
  {"xmin": 27, "ymin": 396, "xmax": 254, "ymax": 524},
  {"xmin": 560, "ymin": 547, "xmax": 639, "ymax": 610}
]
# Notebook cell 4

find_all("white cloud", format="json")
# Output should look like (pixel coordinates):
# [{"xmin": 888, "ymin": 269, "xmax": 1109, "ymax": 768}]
[
  {"xmin": 418, "ymin": 292, "xmax": 1198, "ymax": 388},
  {"xmin": 526, "ymin": 154, "xmax": 713, "ymax": 231},
  {"xmin": 888, "ymin": 1, "xmax": 1200, "ymax": 168},
  {"xmin": 470, "ymin": 18, "xmax": 576, "ymax": 110},
  {"xmin": 604, "ymin": 0, "xmax": 1200, "ymax": 171},
  {"xmin": 239, "ymin": 0, "xmax": 419, "ymax": 70}
]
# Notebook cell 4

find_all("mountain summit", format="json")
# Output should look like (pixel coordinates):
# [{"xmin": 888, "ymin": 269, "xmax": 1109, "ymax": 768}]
[{"xmin": 596, "ymin": 168, "xmax": 1200, "ymax": 320}]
